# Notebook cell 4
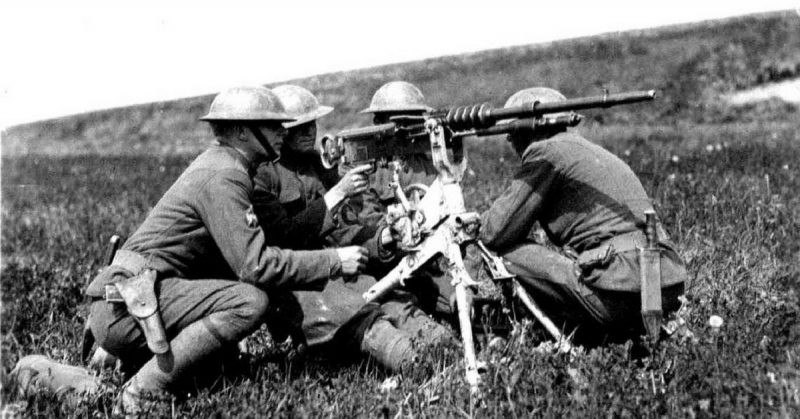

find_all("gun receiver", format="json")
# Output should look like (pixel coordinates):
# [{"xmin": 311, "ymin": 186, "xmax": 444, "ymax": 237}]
[{"xmin": 319, "ymin": 122, "xmax": 429, "ymax": 170}]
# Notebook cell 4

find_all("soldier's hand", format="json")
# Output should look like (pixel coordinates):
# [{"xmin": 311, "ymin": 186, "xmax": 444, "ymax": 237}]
[
  {"xmin": 390, "ymin": 215, "xmax": 421, "ymax": 249},
  {"xmin": 325, "ymin": 164, "xmax": 372, "ymax": 209},
  {"xmin": 336, "ymin": 246, "xmax": 368, "ymax": 275},
  {"xmin": 336, "ymin": 164, "xmax": 372, "ymax": 197}
]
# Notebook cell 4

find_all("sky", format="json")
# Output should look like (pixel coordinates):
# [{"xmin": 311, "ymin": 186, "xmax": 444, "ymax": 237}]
[{"xmin": 0, "ymin": 0, "xmax": 797, "ymax": 128}]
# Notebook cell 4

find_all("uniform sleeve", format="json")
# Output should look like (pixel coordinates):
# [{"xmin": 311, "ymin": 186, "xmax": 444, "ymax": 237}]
[
  {"xmin": 252, "ymin": 162, "xmax": 336, "ymax": 249},
  {"xmin": 254, "ymin": 194, "xmax": 335, "ymax": 249},
  {"xmin": 198, "ymin": 169, "xmax": 341, "ymax": 290},
  {"xmin": 325, "ymin": 190, "xmax": 399, "ymax": 275},
  {"xmin": 292, "ymin": 198, "xmax": 338, "ymax": 241},
  {"xmin": 325, "ymin": 197, "xmax": 381, "ymax": 247},
  {"xmin": 480, "ymin": 154, "xmax": 558, "ymax": 252}
]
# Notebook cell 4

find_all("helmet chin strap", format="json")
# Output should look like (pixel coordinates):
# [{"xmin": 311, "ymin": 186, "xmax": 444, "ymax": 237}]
[{"xmin": 248, "ymin": 124, "xmax": 281, "ymax": 164}]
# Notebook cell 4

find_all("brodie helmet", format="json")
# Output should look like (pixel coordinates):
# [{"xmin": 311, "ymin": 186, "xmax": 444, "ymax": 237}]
[
  {"xmin": 200, "ymin": 86, "xmax": 294, "ymax": 122},
  {"xmin": 359, "ymin": 81, "xmax": 433, "ymax": 114},
  {"xmin": 272, "ymin": 85, "xmax": 333, "ymax": 128}
]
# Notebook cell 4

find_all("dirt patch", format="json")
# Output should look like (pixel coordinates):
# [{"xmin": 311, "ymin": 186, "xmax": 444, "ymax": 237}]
[{"xmin": 726, "ymin": 78, "xmax": 800, "ymax": 104}]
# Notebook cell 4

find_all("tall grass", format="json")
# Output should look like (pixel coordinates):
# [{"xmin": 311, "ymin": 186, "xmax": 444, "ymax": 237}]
[{"xmin": 2, "ymin": 122, "xmax": 799, "ymax": 417}]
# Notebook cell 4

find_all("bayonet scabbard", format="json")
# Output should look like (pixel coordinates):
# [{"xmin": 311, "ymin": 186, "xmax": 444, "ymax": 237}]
[{"xmin": 639, "ymin": 210, "xmax": 663, "ymax": 340}]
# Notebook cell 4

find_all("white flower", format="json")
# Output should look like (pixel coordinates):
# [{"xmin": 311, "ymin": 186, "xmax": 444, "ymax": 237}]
[
  {"xmin": 705, "ymin": 145, "xmax": 714, "ymax": 152},
  {"xmin": 783, "ymin": 164, "xmax": 790, "ymax": 171},
  {"xmin": 624, "ymin": 149, "xmax": 631, "ymax": 157},
  {"xmin": 708, "ymin": 315, "xmax": 724, "ymax": 328},
  {"xmin": 671, "ymin": 155, "xmax": 680, "ymax": 163},
  {"xmin": 699, "ymin": 399, "xmax": 711, "ymax": 411},
  {"xmin": 379, "ymin": 376, "xmax": 399, "ymax": 392},
  {"xmin": 668, "ymin": 174, "xmax": 677, "ymax": 181},
  {"xmin": 760, "ymin": 335, "xmax": 772, "ymax": 350},
  {"xmin": 715, "ymin": 143, "xmax": 722, "ymax": 151}
]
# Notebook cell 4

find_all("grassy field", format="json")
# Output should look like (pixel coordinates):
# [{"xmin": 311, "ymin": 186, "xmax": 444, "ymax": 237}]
[{"xmin": 3, "ymin": 10, "xmax": 800, "ymax": 418}]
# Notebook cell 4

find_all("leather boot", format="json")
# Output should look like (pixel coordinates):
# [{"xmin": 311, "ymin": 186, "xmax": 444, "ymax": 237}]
[
  {"xmin": 360, "ymin": 319, "xmax": 417, "ymax": 371},
  {"xmin": 11, "ymin": 354, "xmax": 105, "ymax": 397},
  {"xmin": 116, "ymin": 320, "xmax": 224, "ymax": 417}
]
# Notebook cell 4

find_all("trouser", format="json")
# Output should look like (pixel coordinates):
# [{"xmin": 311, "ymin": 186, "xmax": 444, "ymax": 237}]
[
  {"xmin": 501, "ymin": 243, "xmax": 684, "ymax": 347},
  {"xmin": 89, "ymin": 276, "xmax": 268, "ymax": 382},
  {"xmin": 380, "ymin": 294, "xmax": 456, "ymax": 348},
  {"xmin": 401, "ymin": 270, "xmax": 456, "ymax": 319},
  {"xmin": 266, "ymin": 275, "xmax": 455, "ymax": 368}
]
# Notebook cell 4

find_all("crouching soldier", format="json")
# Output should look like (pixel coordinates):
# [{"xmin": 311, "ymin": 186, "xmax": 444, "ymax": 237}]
[
  {"xmin": 350, "ymin": 81, "xmax": 456, "ymax": 318},
  {"xmin": 13, "ymin": 86, "xmax": 368, "ymax": 414},
  {"xmin": 479, "ymin": 87, "xmax": 687, "ymax": 346},
  {"xmin": 358, "ymin": 81, "xmax": 438, "ymax": 206},
  {"xmin": 253, "ymin": 85, "xmax": 456, "ymax": 371}
]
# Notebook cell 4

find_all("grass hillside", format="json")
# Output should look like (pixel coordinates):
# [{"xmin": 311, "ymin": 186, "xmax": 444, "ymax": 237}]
[{"xmin": 2, "ymin": 10, "xmax": 798, "ymax": 156}]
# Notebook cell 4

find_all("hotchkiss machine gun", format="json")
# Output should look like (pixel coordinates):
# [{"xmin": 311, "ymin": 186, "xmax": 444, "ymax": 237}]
[{"xmin": 320, "ymin": 89, "xmax": 657, "ymax": 395}]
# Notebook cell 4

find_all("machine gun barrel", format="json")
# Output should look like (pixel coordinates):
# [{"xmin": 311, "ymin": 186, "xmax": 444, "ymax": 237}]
[
  {"xmin": 464, "ymin": 113, "xmax": 582, "ymax": 138},
  {"xmin": 435, "ymin": 89, "xmax": 656, "ymax": 130}
]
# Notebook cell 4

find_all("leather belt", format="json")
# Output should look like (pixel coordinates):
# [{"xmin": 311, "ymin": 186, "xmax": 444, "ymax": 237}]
[
  {"xmin": 103, "ymin": 250, "xmax": 151, "ymax": 302},
  {"xmin": 579, "ymin": 230, "xmax": 646, "ymax": 262},
  {"xmin": 566, "ymin": 230, "xmax": 648, "ymax": 282},
  {"xmin": 111, "ymin": 250, "xmax": 150, "ymax": 274}
]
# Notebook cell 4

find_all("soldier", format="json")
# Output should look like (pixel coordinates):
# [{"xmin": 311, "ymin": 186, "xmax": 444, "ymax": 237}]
[
  {"xmin": 13, "ymin": 86, "xmax": 369, "ymax": 414},
  {"xmin": 253, "ymin": 85, "xmax": 455, "ymax": 371},
  {"xmin": 480, "ymin": 87, "xmax": 687, "ymax": 346},
  {"xmin": 251, "ymin": 84, "xmax": 378, "ymax": 251},
  {"xmin": 351, "ymin": 81, "xmax": 456, "ymax": 316},
  {"xmin": 358, "ymin": 80, "xmax": 439, "ymax": 206}
]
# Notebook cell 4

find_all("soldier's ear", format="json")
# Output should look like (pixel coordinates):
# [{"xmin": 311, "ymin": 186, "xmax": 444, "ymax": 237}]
[{"xmin": 236, "ymin": 126, "xmax": 249, "ymax": 142}]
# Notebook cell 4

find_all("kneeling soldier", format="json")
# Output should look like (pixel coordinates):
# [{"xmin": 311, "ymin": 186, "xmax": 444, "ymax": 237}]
[
  {"xmin": 480, "ymin": 87, "xmax": 687, "ymax": 346},
  {"xmin": 254, "ymin": 85, "xmax": 455, "ymax": 370},
  {"xmin": 13, "ymin": 86, "xmax": 368, "ymax": 414}
]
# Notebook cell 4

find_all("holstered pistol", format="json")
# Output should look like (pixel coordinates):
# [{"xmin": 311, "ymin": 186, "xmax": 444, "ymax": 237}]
[{"xmin": 112, "ymin": 269, "xmax": 170, "ymax": 354}]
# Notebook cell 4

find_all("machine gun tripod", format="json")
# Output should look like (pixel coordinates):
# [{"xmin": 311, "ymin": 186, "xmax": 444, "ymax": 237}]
[{"xmin": 361, "ymin": 118, "xmax": 575, "ymax": 394}]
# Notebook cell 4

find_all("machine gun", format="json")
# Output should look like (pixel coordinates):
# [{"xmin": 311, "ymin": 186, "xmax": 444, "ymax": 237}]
[
  {"xmin": 329, "ymin": 89, "xmax": 656, "ymax": 395},
  {"xmin": 320, "ymin": 90, "xmax": 654, "ymax": 171}
]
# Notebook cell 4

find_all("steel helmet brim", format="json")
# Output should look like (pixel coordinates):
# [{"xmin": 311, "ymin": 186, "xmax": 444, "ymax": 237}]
[
  {"xmin": 282, "ymin": 105, "xmax": 333, "ymax": 128},
  {"xmin": 199, "ymin": 113, "xmax": 295, "ymax": 122},
  {"xmin": 358, "ymin": 104, "xmax": 433, "ymax": 114},
  {"xmin": 199, "ymin": 86, "xmax": 296, "ymax": 122}
]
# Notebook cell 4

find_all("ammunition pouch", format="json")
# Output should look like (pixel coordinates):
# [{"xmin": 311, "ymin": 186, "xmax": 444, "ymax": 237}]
[
  {"xmin": 106, "ymin": 250, "xmax": 170, "ymax": 355},
  {"xmin": 570, "ymin": 230, "xmax": 645, "ymax": 281}
]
